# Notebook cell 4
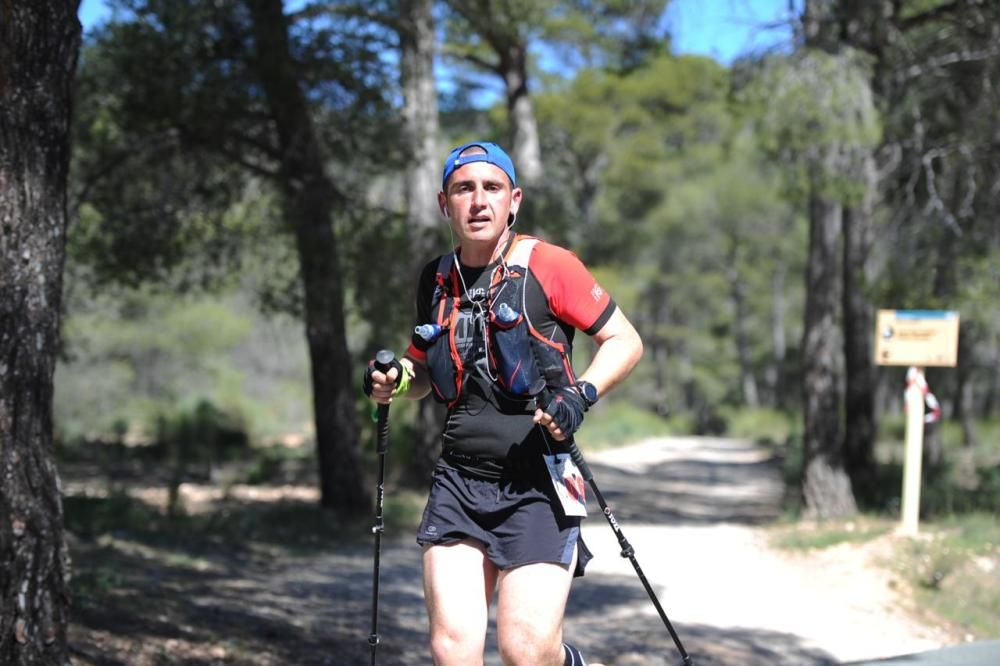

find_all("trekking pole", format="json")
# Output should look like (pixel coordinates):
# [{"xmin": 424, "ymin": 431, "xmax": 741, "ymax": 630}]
[
  {"xmin": 368, "ymin": 349, "xmax": 400, "ymax": 666},
  {"xmin": 567, "ymin": 437, "xmax": 694, "ymax": 665}
]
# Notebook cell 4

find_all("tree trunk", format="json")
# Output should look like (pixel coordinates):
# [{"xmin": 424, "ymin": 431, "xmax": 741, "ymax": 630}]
[
  {"xmin": 842, "ymin": 199, "xmax": 877, "ymax": 500},
  {"xmin": 799, "ymin": 0, "xmax": 857, "ymax": 519},
  {"xmin": 769, "ymin": 260, "xmax": 788, "ymax": 409},
  {"xmin": 500, "ymin": 43, "xmax": 542, "ymax": 186},
  {"xmin": 801, "ymin": 193, "xmax": 857, "ymax": 519},
  {"xmin": 245, "ymin": 0, "xmax": 366, "ymax": 513},
  {"xmin": 953, "ymin": 340, "xmax": 978, "ymax": 447},
  {"xmin": 399, "ymin": 0, "xmax": 445, "ymax": 488},
  {"xmin": 836, "ymin": 0, "xmax": 892, "ymax": 507},
  {"xmin": 645, "ymin": 280, "xmax": 671, "ymax": 416},
  {"xmin": 0, "ymin": 2, "xmax": 80, "ymax": 662},
  {"xmin": 726, "ymin": 246, "xmax": 760, "ymax": 408},
  {"xmin": 400, "ymin": 0, "xmax": 442, "ymax": 248}
]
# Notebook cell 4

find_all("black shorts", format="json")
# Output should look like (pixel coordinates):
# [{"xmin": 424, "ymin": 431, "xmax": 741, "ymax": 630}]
[{"xmin": 416, "ymin": 460, "xmax": 593, "ymax": 577}]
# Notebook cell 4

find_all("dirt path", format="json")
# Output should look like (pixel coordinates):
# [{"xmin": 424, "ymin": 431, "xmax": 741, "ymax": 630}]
[{"xmin": 315, "ymin": 436, "xmax": 957, "ymax": 665}]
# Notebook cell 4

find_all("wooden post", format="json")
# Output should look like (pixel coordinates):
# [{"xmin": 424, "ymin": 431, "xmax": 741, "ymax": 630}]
[{"xmin": 899, "ymin": 366, "xmax": 926, "ymax": 535}]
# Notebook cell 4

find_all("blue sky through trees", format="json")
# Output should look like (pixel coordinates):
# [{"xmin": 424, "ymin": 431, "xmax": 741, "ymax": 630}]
[{"xmin": 78, "ymin": 0, "xmax": 801, "ymax": 66}]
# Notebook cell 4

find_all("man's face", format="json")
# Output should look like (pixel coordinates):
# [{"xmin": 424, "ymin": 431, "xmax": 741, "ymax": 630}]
[{"xmin": 438, "ymin": 162, "xmax": 522, "ymax": 246}]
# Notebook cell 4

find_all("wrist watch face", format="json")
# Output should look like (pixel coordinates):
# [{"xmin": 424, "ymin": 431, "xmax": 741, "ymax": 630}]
[{"xmin": 578, "ymin": 381, "xmax": 598, "ymax": 406}]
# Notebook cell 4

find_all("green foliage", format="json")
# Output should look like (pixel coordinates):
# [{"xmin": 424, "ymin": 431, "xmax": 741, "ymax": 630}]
[
  {"xmin": 720, "ymin": 407, "xmax": 800, "ymax": 446},
  {"xmin": 55, "ymin": 286, "xmax": 310, "ymax": 445},
  {"xmin": 745, "ymin": 49, "xmax": 881, "ymax": 204},
  {"xmin": 73, "ymin": 0, "xmax": 403, "ymax": 293},
  {"xmin": 441, "ymin": 0, "xmax": 669, "ymax": 76},
  {"xmin": 874, "ymin": 415, "xmax": 1000, "ymax": 516},
  {"xmin": 60, "ymin": 0, "xmax": 1000, "ymax": 507}
]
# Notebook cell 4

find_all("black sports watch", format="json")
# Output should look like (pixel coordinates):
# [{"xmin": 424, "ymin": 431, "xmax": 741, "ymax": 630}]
[{"xmin": 576, "ymin": 380, "xmax": 599, "ymax": 408}]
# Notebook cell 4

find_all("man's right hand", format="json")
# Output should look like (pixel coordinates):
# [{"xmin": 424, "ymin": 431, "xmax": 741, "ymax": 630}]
[{"xmin": 363, "ymin": 362, "xmax": 400, "ymax": 405}]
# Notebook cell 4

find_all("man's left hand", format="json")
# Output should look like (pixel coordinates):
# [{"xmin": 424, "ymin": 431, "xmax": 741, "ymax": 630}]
[{"xmin": 533, "ymin": 386, "xmax": 586, "ymax": 441}]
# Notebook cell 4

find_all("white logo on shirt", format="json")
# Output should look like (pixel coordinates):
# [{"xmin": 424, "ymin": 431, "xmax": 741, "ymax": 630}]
[{"xmin": 590, "ymin": 284, "xmax": 604, "ymax": 301}]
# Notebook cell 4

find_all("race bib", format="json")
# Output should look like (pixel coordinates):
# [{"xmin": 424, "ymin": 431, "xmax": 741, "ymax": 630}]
[{"xmin": 543, "ymin": 453, "xmax": 588, "ymax": 517}]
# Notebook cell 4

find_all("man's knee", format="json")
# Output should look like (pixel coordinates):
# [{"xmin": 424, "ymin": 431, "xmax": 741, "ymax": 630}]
[
  {"xmin": 497, "ymin": 624, "xmax": 563, "ymax": 666},
  {"xmin": 429, "ymin": 625, "xmax": 485, "ymax": 665}
]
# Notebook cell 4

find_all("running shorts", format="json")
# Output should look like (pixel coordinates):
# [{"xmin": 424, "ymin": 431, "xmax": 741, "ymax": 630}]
[{"xmin": 416, "ymin": 456, "xmax": 593, "ymax": 577}]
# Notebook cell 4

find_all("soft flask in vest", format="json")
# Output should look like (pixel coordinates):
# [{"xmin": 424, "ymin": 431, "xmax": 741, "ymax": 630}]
[{"xmin": 490, "ymin": 302, "xmax": 545, "ymax": 397}]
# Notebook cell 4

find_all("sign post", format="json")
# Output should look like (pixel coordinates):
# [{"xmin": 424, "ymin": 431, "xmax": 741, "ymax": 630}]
[
  {"xmin": 901, "ymin": 368, "xmax": 927, "ymax": 535},
  {"xmin": 874, "ymin": 310, "xmax": 959, "ymax": 536}
]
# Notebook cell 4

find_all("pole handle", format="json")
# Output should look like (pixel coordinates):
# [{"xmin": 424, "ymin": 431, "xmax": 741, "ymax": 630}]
[{"xmin": 373, "ymin": 350, "xmax": 396, "ymax": 454}]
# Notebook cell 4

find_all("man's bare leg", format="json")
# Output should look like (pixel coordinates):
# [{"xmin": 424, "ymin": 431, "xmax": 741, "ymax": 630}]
[
  {"xmin": 495, "ymin": 549, "xmax": 577, "ymax": 666},
  {"xmin": 423, "ymin": 539, "xmax": 498, "ymax": 666}
]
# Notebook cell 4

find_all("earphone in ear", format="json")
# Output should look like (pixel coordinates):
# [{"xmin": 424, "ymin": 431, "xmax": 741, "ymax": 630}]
[{"xmin": 442, "ymin": 208, "xmax": 450, "ymax": 219}]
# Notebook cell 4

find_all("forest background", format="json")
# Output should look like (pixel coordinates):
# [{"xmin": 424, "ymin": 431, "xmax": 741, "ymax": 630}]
[{"xmin": 1, "ymin": 0, "xmax": 998, "ymax": 663}]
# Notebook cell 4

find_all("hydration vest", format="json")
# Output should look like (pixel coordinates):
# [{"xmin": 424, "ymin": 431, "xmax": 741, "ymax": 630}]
[{"xmin": 421, "ymin": 235, "xmax": 577, "ymax": 407}]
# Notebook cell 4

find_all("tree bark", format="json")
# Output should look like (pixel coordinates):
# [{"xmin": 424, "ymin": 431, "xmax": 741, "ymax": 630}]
[
  {"xmin": 500, "ymin": 42, "xmax": 543, "ymax": 186},
  {"xmin": 645, "ymin": 279, "xmax": 671, "ymax": 416},
  {"xmin": 837, "ymin": 0, "xmax": 893, "ymax": 506},
  {"xmin": 801, "ymin": 193, "xmax": 857, "ymax": 519},
  {"xmin": 726, "ymin": 245, "xmax": 760, "ymax": 408},
  {"xmin": 769, "ymin": 260, "xmax": 788, "ymax": 409},
  {"xmin": 0, "ymin": 1, "xmax": 80, "ymax": 662},
  {"xmin": 953, "ymin": 332, "xmax": 978, "ymax": 447},
  {"xmin": 400, "ymin": 0, "xmax": 442, "ymax": 247},
  {"xmin": 842, "ymin": 200, "xmax": 877, "ymax": 500},
  {"xmin": 245, "ymin": 0, "xmax": 366, "ymax": 513},
  {"xmin": 799, "ymin": 0, "xmax": 857, "ymax": 520},
  {"xmin": 399, "ymin": 0, "xmax": 444, "ymax": 488}
]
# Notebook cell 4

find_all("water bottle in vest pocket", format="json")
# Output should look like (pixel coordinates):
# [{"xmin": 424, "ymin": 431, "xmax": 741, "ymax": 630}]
[{"xmin": 489, "ymin": 295, "xmax": 545, "ymax": 397}]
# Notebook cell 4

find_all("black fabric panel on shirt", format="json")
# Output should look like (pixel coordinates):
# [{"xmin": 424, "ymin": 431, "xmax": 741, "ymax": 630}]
[{"xmin": 584, "ymin": 299, "xmax": 617, "ymax": 337}]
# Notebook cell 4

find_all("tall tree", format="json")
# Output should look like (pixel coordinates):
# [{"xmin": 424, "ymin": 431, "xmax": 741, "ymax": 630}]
[
  {"xmin": 0, "ymin": 1, "xmax": 81, "ymax": 662},
  {"xmin": 399, "ymin": 0, "xmax": 445, "ymax": 486},
  {"xmin": 400, "ymin": 0, "xmax": 443, "ymax": 249},
  {"xmin": 798, "ymin": 0, "xmax": 858, "ymax": 518},
  {"xmin": 836, "ymin": 0, "xmax": 891, "ymax": 499},
  {"xmin": 749, "ymin": 0, "xmax": 878, "ymax": 517},
  {"xmin": 243, "ymin": 0, "xmax": 366, "ymax": 513}
]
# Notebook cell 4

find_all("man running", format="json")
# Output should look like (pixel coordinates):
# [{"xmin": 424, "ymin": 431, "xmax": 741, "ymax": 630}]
[{"xmin": 365, "ymin": 141, "xmax": 642, "ymax": 666}]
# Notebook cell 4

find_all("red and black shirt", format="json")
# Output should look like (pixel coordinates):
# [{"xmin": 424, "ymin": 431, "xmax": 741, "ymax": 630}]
[{"xmin": 406, "ymin": 238, "xmax": 615, "ymax": 478}]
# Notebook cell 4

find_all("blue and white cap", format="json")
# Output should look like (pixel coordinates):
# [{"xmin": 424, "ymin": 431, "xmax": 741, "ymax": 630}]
[{"xmin": 441, "ymin": 141, "xmax": 516, "ymax": 190}]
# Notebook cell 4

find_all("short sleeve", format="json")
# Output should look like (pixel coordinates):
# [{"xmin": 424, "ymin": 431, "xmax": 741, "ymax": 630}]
[{"xmin": 528, "ymin": 242, "xmax": 615, "ymax": 335}]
